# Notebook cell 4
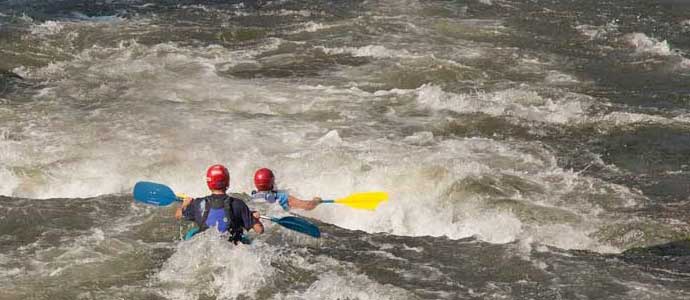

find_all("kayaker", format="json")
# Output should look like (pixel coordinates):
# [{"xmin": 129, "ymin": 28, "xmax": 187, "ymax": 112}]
[
  {"xmin": 250, "ymin": 168, "xmax": 321, "ymax": 211},
  {"xmin": 175, "ymin": 164, "xmax": 264, "ymax": 243}
]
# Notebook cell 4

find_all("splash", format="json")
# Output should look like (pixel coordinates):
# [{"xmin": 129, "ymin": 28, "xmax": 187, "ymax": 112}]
[
  {"xmin": 157, "ymin": 231, "xmax": 275, "ymax": 299},
  {"xmin": 316, "ymin": 45, "xmax": 415, "ymax": 59},
  {"xmin": 275, "ymin": 271, "xmax": 417, "ymax": 300},
  {"xmin": 416, "ymin": 84, "xmax": 589, "ymax": 124},
  {"xmin": 626, "ymin": 33, "xmax": 674, "ymax": 56}
]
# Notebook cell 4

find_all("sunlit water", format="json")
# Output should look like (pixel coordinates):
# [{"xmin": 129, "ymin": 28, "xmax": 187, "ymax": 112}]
[{"xmin": 1, "ymin": 0, "xmax": 689, "ymax": 299}]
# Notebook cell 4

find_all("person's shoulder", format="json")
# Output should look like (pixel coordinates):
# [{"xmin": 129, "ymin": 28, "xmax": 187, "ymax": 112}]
[
  {"xmin": 196, "ymin": 194, "xmax": 213, "ymax": 200},
  {"xmin": 228, "ymin": 196, "xmax": 249, "ymax": 207},
  {"xmin": 228, "ymin": 192, "xmax": 251, "ymax": 202},
  {"xmin": 228, "ymin": 195, "xmax": 245, "ymax": 202},
  {"xmin": 192, "ymin": 195, "xmax": 212, "ymax": 204}
]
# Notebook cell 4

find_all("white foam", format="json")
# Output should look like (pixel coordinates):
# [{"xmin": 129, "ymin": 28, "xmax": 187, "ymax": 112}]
[
  {"xmin": 18, "ymin": 13, "xmax": 33, "ymax": 23},
  {"xmin": 157, "ymin": 231, "xmax": 274, "ymax": 299},
  {"xmin": 180, "ymin": 4, "xmax": 216, "ymax": 13},
  {"xmin": 626, "ymin": 33, "xmax": 673, "ymax": 56},
  {"xmin": 69, "ymin": 12, "xmax": 124, "ymax": 23},
  {"xmin": 0, "ymin": 36, "xmax": 655, "ymax": 253},
  {"xmin": 416, "ymin": 84, "xmax": 589, "ymax": 124},
  {"xmin": 674, "ymin": 113, "xmax": 690, "ymax": 122},
  {"xmin": 545, "ymin": 70, "xmax": 579, "ymax": 85},
  {"xmin": 4, "ymin": 73, "xmax": 648, "ymax": 249},
  {"xmin": 29, "ymin": 14, "xmax": 124, "ymax": 38},
  {"xmin": 291, "ymin": 137, "xmax": 643, "ymax": 251},
  {"xmin": 576, "ymin": 22, "xmax": 618, "ymax": 40},
  {"xmin": 623, "ymin": 33, "xmax": 690, "ymax": 69},
  {"xmin": 403, "ymin": 131, "xmax": 434, "ymax": 145},
  {"xmin": 618, "ymin": 279, "xmax": 690, "ymax": 299},
  {"xmin": 316, "ymin": 45, "xmax": 414, "ymax": 59},
  {"xmin": 463, "ymin": 212, "xmax": 524, "ymax": 244},
  {"xmin": 415, "ymin": 84, "xmax": 690, "ymax": 127},
  {"xmin": 295, "ymin": 21, "xmax": 335, "ymax": 33},
  {"xmin": 577, "ymin": 25, "xmax": 601, "ymax": 39},
  {"xmin": 13, "ymin": 228, "xmax": 114, "ymax": 280},
  {"xmin": 280, "ymin": 9, "xmax": 314, "ymax": 17},
  {"xmin": 316, "ymin": 130, "xmax": 343, "ymax": 146},
  {"xmin": 593, "ymin": 111, "xmax": 674, "ymax": 125},
  {"xmin": 2, "ymin": 39, "xmax": 288, "ymax": 198},
  {"xmin": 238, "ymin": 9, "xmax": 318, "ymax": 17},
  {"xmin": 0, "ymin": 129, "xmax": 25, "ymax": 196},
  {"xmin": 522, "ymin": 224, "xmax": 618, "ymax": 253},
  {"xmin": 274, "ymin": 271, "xmax": 416, "ymax": 300},
  {"xmin": 30, "ymin": 21, "xmax": 65, "ymax": 36},
  {"xmin": 0, "ymin": 165, "xmax": 20, "ymax": 197}
]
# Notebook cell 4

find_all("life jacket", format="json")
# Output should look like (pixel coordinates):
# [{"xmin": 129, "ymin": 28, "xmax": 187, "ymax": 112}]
[
  {"xmin": 196, "ymin": 194, "xmax": 244, "ymax": 244},
  {"xmin": 251, "ymin": 190, "xmax": 290, "ymax": 210}
]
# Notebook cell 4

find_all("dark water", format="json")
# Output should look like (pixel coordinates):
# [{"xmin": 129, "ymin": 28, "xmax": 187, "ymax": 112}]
[{"xmin": 1, "ymin": 0, "xmax": 689, "ymax": 299}]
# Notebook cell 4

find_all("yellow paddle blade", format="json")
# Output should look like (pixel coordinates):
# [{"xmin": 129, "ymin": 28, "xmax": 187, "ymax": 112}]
[{"xmin": 335, "ymin": 192, "xmax": 389, "ymax": 211}]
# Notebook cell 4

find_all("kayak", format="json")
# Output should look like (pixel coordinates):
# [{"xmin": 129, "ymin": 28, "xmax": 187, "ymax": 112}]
[
  {"xmin": 183, "ymin": 227, "xmax": 251, "ymax": 244},
  {"xmin": 183, "ymin": 227, "xmax": 200, "ymax": 240}
]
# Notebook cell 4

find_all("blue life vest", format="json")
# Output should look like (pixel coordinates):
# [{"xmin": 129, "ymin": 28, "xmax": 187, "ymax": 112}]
[
  {"xmin": 206, "ymin": 207, "xmax": 229, "ymax": 232},
  {"xmin": 181, "ymin": 194, "xmax": 254, "ymax": 244},
  {"xmin": 197, "ymin": 195, "xmax": 244, "ymax": 243},
  {"xmin": 251, "ymin": 190, "xmax": 290, "ymax": 210}
]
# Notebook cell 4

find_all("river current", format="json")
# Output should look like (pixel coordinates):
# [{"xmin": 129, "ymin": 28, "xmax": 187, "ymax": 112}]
[{"xmin": 1, "ymin": 0, "xmax": 689, "ymax": 299}]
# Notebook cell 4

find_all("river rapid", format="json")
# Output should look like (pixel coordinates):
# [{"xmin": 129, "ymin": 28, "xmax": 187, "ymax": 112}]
[{"xmin": 1, "ymin": 0, "xmax": 690, "ymax": 299}]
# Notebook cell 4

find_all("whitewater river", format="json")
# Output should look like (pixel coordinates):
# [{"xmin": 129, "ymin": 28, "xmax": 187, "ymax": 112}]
[{"xmin": 1, "ymin": 0, "xmax": 689, "ymax": 299}]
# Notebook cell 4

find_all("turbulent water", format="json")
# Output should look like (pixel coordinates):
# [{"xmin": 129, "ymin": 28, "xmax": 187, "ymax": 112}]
[{"xmin": 1, "ymin": 0, "xmax": 690, "ymax": 299}]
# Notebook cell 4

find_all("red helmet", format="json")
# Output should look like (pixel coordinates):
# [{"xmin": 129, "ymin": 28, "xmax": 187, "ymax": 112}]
[
  {"xmin": 206, "ymin": 164, "xmax": 230, "ymax": 190},
  {"xmin": 254, "ymin": 168, "xmax": 274, "ymax": 191}
]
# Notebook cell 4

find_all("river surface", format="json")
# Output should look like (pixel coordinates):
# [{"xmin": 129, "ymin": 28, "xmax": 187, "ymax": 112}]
[{"xmin": 1, "ymin": 0, "xmax": 690, "ymax": 299}]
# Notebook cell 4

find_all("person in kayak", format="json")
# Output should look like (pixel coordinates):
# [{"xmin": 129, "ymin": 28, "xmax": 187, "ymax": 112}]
[
  {"xmin": 175, "ymin": 164, "xmax": 264, "ymax": 243},
  {"xmin": 250, "ymin": 168, "xmax": 321, "ymax": 211}
]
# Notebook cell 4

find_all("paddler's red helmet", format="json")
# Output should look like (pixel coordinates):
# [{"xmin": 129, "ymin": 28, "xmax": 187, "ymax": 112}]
[
  {"xmin": 206, "ymin": 164, "xmax": 230, "ymax": 190},
  {"xmin": 254, "ymin": 168, "xmax": 275, "ymax": 191}
]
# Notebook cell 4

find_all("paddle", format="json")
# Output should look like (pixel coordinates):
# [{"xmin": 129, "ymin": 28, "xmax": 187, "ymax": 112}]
[
  {"xmin": 133, "ymin": 181, "xmax": 182, "ymax": 206},
  {"xmin": 260, "ymin": 216, "xmax": 321, "ymax": 238},
  {"xmin": 132, "ymin": 181, "xmax": 321, "ymax": 238},
  {"xmin": 321, "ymin": 191, "xmax": 388, "ymax": 211}
]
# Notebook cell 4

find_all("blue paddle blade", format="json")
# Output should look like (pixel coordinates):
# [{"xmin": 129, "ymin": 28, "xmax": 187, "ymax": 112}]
[
  {"xmin": 272, "ymin": 216, "xmax": 321, "ymax": 238},
  {"xmin": 133, "ymin": 181, "xmax": 178, "ymax": 206}
]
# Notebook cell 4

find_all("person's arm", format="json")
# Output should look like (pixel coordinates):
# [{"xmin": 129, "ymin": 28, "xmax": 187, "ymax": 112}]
[
  {"xmin": 251, "ymin": 211, "xmax": 264, "ymax": 234},
  {"xmin": 175, "ymin": 196, "xmax": 195, "ymax": 220},
  {"xmin": 235, "ymin": 200, "xmax": 264, "ymax": 234},
  {"xmin": 287, "ymin": 195, "xmax": 322, "ymax": 211}
]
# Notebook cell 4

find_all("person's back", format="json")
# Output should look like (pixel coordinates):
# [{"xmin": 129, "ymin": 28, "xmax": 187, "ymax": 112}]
[{"xmin": 176, "ymin": 164, "xmax": 264, "ymax": 243}]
